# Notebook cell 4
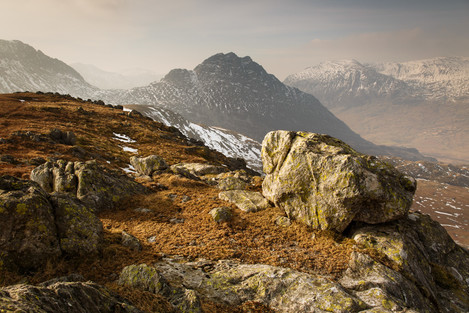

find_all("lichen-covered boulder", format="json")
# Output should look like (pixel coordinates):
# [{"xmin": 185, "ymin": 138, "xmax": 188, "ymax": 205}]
[
  {"xmin": 31, "ymin": 159, "xmax": 146, "ymax": 212},
  {"xmin": 347, "ymin": 212, "xmax": 469, "ymax": 312},
  {"xmin": 0, "ymin": 279, "xmax": 142, "ymax": 313},
  {"xmin": 130, "ymin": 155, "xmax": 168, "ymax": 176},
  {"xmin": 261, "ymin": 131, "xmax": 416, "ymax": 232},
  {"xmin": 218, "ymin": 190, "xmax": 270, "ymax": 212},
  {"xmin": 0, "ymin": 176, "xmax": 60, "ymax": 271},
  {"xmin": 50, "ymin": 194, "xmax": 103, "ymax": 256}
]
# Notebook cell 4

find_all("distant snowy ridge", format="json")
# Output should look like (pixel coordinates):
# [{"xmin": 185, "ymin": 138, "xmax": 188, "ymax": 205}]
[
  {"xmin": 371, "ymin": 57, "xmax": 469, "ymax": 102},
  {"xmin": 284, "ymin": 56, "xmax": 469, "ymax": 106},
  {"xmin": 124, "ymin": 104, "xmax": 262, "ymax": 171}
]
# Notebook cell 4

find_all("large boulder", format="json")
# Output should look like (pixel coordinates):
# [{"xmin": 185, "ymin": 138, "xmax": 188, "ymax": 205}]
[
  {"xmin": 261, "ymin": 131, "xmax": 416, "ymax": 232},
  {"xmin": 130, "ymin": 155, "xmax": 168, "ymax": 176},
  {"xmin": 31, "ymin": 159, "xmax": 145, "ymax": 211},
  {"xmin": 0, "ymin": 176, "xmax": 61, "ymax": 271},
  {"xmin": 0, "ymin": 278, "xmax": 141, "ymax": 313}
]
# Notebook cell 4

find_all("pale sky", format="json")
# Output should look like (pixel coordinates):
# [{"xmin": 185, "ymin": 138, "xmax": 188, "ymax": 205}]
[{"xmin": 1, "ymin": 0, "xmax": 468, "ymax": 79}]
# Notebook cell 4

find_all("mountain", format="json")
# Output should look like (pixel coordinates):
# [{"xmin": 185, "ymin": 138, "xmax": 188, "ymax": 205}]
[
  {"xmin": 284, "ymin": 57, "xmax": 469, "ymax": 164},
  {"xmin": 0, "ymin": 40, "xmax": 97, "ymax": 96},
  {"xmin": 71, "ymin": 63, "xmax": 162, "ymax": 89},
  {"xmin": 283, "ymin": 59, "xmax": 422, "ymax": 109},
  {"xmin": 124, "ymin": 104, "xmax": 262, "ymax": 171},
  {"xmin": 97, "ymin": 52, "xmax": 428, "ymax": 160},
  {"xmin": 372, "ymin": 57, "xmax": 469, "ymax": 103}
]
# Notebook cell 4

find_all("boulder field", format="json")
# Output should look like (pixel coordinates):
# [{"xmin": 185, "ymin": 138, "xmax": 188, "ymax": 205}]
[{"xmin": 1, "ymin": 130, "xmax": 468, "ymax": 313}]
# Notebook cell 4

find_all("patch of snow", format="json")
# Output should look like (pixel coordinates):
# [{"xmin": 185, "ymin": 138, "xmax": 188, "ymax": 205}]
[
  {"xmin": 122, "ymin": 164, "xmax": 136, "ymax": 173},
  {"xmin": 122, "ymin": 146, "xmax": 138, "ymax": 154},
  {"xmin": 113, "ymin": 132, "xmax": 136, "ymax": 143}
]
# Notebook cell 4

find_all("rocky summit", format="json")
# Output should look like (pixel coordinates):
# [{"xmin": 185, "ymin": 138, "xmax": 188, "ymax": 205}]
[{"xmin": 0, "ymin": 92, "xmax": 468, "ymax": 312}]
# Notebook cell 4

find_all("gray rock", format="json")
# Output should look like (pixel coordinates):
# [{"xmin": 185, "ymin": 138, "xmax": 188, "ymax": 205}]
[
  {"xmin": 218, "ymin": 190, "xmax": 269, "ymax": 212},
  {"xmin": 122, "ymin": 231, "xmax": 142, "ymax": 251},
  {"xmin": 0, "ymin": 176, "xmax": 60, "ymax": 271},
  {"xmin": 261, "ymin": 131, "xmax": 416, "ymax": 232},
  {"xmin": 209, "ymin": 207, "xmax": 233, "ymax": 223},
  {"xmin": 124, "ymin": 259, "xmax": 367, "ymax": 313},
  {"xmin": 170, "ymin": 163, "xmax": 227, "ymax": 177},
  {"xmin": 0, "ymin": 281, "xmax": 141, "ymax": 313},
  {"xmin": 130, "ymin": 155, "xmax": 168, "ymax": 176},
  {"xmin": 50, "ymin": 194, "xmax": 103, "ymax": 256}
]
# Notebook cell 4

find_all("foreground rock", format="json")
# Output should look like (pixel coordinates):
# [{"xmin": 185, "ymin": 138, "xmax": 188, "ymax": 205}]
[
  {"xmin": 31, "ymin": 159, "xmax": 145, "ymax": 211},
  {"xmin": 262, "ymin": 131, "xmax": 416, "ymax": 232},
  {"xmin": 343, "ymin": 212, "xmax": 469, "ymax": 312},
  {"xmin": 0, "ymin": 176, "xmax": 60, "ymax": 271},
  {"xmin": 117, "ymin": 210, "xmax": 469, "ymax": 312},
  {"xmin": 0, "ymin": 277, "xmax": 141, "ymax": 313},
  {"xmin": 0, "ymin": 176, "xmax": 104, "ymax": 271}
]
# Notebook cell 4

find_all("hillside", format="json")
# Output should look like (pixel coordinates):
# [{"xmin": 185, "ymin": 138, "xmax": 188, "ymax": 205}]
[
  {"xmin": 284, "ymin": 57, "xmax": 469, "ymax": 164},
  {"xmin": 1, "ymin": 92, "xmax": 469, "ymax": 313}
]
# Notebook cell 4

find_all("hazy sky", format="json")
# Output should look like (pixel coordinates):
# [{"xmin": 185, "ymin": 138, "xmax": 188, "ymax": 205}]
[{"xmin": 1, "ymin": 0, "xmax": 468, "ymax": 79}]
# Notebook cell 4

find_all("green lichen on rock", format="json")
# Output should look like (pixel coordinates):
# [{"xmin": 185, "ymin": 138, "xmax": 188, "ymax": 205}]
[
  {"xmin": 219, "ymin": 190, "xmax": 269, "ymax": 212},
  {"xmin": 50, "ymin": 194, "xmax": 103, "ymax": 256},
  {"xmin": 118, "ymin": 264, "xmax": 168, "ymax": 294},
  {"xmin": 209, "ymin": 207, "xmax": 233, "ymax": 223},
  {"xmin": 261, "ymin": 131, "xmax": 416, "ymax": 232},
  {"xmin": 130, "ymin": 155, "xmax": 168, "ymax": 176}
]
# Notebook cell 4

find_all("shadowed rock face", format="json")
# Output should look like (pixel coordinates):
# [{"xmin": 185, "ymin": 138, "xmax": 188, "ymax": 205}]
[
  {"xmin": 0, "ymin": 176, "xmax": 60, "ymax": 271},
  {"xmin": 0, "ymin": 176, "xmax": 104, "ymax": 272},
  {"xmin": 0, "ymin": 277, "xmax": 142, "ymax": 313},
  {"xmin": 261, "ymin": 131, "xmax": 416, "ymax": 232}
]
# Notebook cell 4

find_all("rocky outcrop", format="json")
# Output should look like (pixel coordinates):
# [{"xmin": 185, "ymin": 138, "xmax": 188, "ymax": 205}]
[
  {"xmin": 344, "ymin": 212, "xmax": 469, "ymax": 312},
  {"xmin": 130, "ymin": 155, "xmax": 168, "ymax": 176},
  {"xmin": 49, "ymin": 128, "xmax": 77, "ymax": 145},
  {"xmin": 218, "ymin": 190, "xmax": 270, "ymax": 212},
  {"xmin": 0, "ymin": 176, "xmax": 104, "ymax": 271},
  {"xmin": 0, "ymin": 176, "xmax": 60, "ymax": 271},
  {"xmin": 0, "ymin": 276, "xmax": 141, "ymax": 313},
  {"xmin": 117, "ymin": 258, "xmax": 367, "ymax": 313},
  {"xmin": 262, "ymin": 131, "xmax": 416, "ymax": 232},
  {"xmin": 31, "ymin": 159, "xmax": 145, "ymax": 211}
]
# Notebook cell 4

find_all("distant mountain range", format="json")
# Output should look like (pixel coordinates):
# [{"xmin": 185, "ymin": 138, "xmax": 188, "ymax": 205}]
[
  {"xmin": 70, "ymin": 63, "xmax": 162, "ymax": 90},
  {"xmin": 0, "ymin": 39, "xmax": 430, "ymax": 164},
  {"xmin": 0, "ymin": 40, "xmax": 97, "ymax": 97},
  {"xmin": 285, "ymin": 57, "xmax": 469, "ymax": 164},
  {"xmin": 97, "ymin": 52, "xmax": 428, "ymax": 161}
]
